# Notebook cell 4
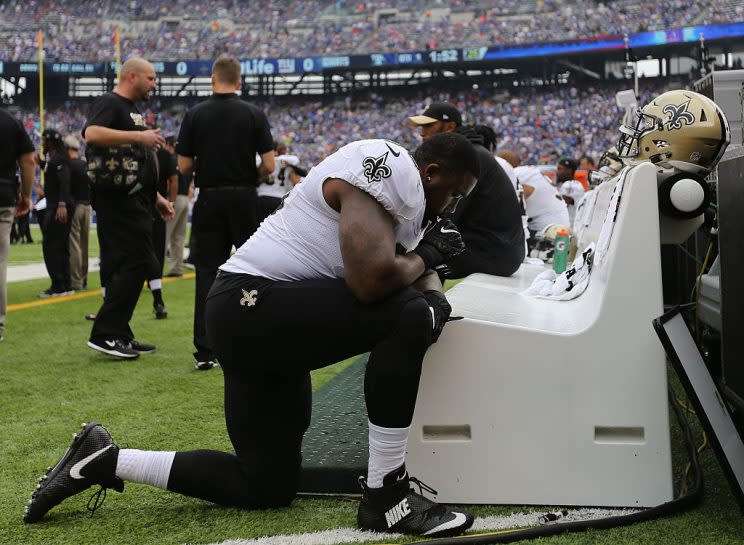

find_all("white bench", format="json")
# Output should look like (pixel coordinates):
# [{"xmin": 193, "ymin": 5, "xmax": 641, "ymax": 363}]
[{"xmin": 406, "ymin": 162, "xmax": 674, "ymax": 507}]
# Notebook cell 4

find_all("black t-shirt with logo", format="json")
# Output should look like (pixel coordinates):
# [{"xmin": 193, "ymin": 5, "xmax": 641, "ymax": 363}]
[
  {"xmin": 82, "ymin": 92, "xmax": 157, "ymax": 202},
  {"xmin": 44, "ymin": 151, "xmax": 73, "ymax": 207},
  {"xmin": 0, "ymin": 109, "xmax": 35, "ymax": 206},
  {"xmin": 176, "ymin": 93, "xmax": 273, "ymax": 188}
]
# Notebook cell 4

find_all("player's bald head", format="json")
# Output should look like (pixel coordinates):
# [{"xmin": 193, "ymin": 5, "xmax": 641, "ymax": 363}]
[
  {"xmin": 118, "ymin": 57, "xmax": 157, "ymax": 101},
  {"xmin": 497, "ymin": 149, "xmax": 520, "ymax": 168},
  {"xmin": 120, "ymin": 58, "xmax": 153, "ymax": 79}
]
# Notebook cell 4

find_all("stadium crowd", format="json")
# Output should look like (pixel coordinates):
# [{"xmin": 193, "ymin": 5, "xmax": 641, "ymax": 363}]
[
  {"xmin": 16, "ymin": 81, "xmax": 665, "ymax": 168},
  {"xmin": 1, "ymin": 0, "xmax": 742, "ymax": 61}
]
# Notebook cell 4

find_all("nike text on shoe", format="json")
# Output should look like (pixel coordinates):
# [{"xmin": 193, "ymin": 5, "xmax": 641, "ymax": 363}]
[
  {"xmin": 23, "ymin": 422, "xmax": 124, "ymax": 523},
  {"xmin": 357, "ymin": 465, "xmax": 474, "ymax": 537},
  {"xmin": 127, "ymin": 340, "xmax": 156, "ymax": 354},
  {"xmin": 87, "ymin": 339, "xmax": 140, "ymax": 359}
]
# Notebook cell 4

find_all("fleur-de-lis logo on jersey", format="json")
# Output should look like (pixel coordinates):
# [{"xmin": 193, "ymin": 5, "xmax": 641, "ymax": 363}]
[
  {"xmin": 663, "ymin": 100, "xmax": 695, "ymax": 131},
  {"xmin": 239, "ymin": 289, "xmax": 258, "ymax": 307},
  {"xmin": 362, "ymin": 151, "xmax": 393, "ymax": 183}
]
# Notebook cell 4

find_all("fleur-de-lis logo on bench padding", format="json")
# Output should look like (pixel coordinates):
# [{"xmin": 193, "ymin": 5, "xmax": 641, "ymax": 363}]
[
  {"xmin": 239, "ymin": 289, "xmax": 258, "ymax": 307},
  {"xmin": 663, "ymin": 101, "xmax": 695, "ymax": 131},
  {"xmin": 362, "ymin": 151, "xmax": 393, "ymax": 183}
]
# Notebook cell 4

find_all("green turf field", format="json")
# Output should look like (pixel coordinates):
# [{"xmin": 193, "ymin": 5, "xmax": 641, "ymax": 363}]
[
  {"xmin": 2, "ymin": 248, "xmax": 743, "ymax": 545},
  {"xmin": 7, "ymin": 226, "xmax": 100, "ymax": 266}
]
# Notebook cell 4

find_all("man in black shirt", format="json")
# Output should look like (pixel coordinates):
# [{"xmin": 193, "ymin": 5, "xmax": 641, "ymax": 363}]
[
  {"xmin": 64, "ymin": 135, "xmax": 91, "ymax": 292},
  {"xmin": 165, "ymin": 137, "xmax": 191, "ymax": 277},
  {"xmin": 408, "ymin": 102, "xmax": 525, "ymax": 278},
  {"xmin": 0, "ymin": 108, "xmax": 35, "ymax": 342},
  {"xmin": 83, "ymin": 57, "xmax": 174, "ymax": 360},
  {"xmin": 39, "ymin": 129, "xmax": 75, "ymax": 297},
  {"xmin": 146, "ymin": 134, "xmax": 178, "ymax": 319},
  {"xmin": 176, "ymin": 54, "xmax": 275, "ymax": 370}
]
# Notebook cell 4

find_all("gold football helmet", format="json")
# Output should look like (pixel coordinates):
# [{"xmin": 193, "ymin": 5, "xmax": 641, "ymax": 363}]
[
  {"xmin": 530, "ymin": 224, "xmax": 574, "ymax": 262},
  {"xmin": 617, "ymin": 90, "xmax": 730, "ymax": 175}
]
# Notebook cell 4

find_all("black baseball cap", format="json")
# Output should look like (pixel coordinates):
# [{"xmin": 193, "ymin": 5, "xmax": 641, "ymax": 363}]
[
  {"xmin": 41, "ymin": 128, "xmax": 63, "ymax": 143},
  {"xmin": 558, "ymin": 157, "xmax": 578, "ymax": 171},
  {"xmin": 408, "ymin": 102, "xmax": 462, "ymax": 127}
]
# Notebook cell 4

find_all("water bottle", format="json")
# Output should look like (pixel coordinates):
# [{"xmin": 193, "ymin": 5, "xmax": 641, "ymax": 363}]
[{"xmin": 553, "ymin": 229, "xmax": 570, "ymax": 274}]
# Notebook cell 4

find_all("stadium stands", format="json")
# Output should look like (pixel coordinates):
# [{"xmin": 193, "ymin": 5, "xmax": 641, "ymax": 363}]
[
  {"xmin": 1, "ymin": 0, "xmax": 741, "ymax": 62},
  {"xmin": 17, "ymin": 81, "xmax": 668, "ymax": 167}
]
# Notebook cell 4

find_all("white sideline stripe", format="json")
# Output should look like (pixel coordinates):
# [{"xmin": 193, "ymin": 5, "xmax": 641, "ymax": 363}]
[
  {"xmin": 471, "ymin": 507, "xmax": 642, "ymax": 531},
  {"xmin": 197, "ymin": 508, "xmax": 642, "ymax": 545},
  {"xmin": 199, "ymin": 528, "xmax": 402, "ymax": 545}
]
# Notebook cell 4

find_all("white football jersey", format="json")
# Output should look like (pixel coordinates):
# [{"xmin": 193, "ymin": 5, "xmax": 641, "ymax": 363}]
[
  {"xmin": 257, "ymin": 154, "xmax": 300, "ymax": 199},
  {"xmin": 221, "ymin": 139, "xmax": 425, "ymax": 281},
  {"xmin": 559, "ymin": 179, "xmax": 585, "ymax": 226},
  {"xmin": 514, "ymin": 165, "xmax": 570, "ymax": 232}
]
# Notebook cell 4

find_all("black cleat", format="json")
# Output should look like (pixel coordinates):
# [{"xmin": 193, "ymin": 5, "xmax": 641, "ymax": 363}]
[
  {"xmin": 23, "ymin": 422, "xmax": 123, "ymax": 523},
  {"xmin": 357, "ymin": 465, "xmax": 473, "ymax": 537},
  {"xmin": 153, "ymin": 303, "xmax": 168, "ymax": 319},
  {"xmin": 195, "ymin": 359, "xmax": 218, "ymax": 371},
  {"xmin": 87, "ymin": 339, "xmax": 139, "ymax": 359},
  {"xmin": 127, "ymin": 340, "xmax": 156, "ymax": 354}
]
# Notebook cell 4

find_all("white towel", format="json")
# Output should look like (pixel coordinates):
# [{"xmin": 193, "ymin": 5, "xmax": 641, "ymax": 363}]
[
  {"xmin": 524, "ymin": 243, "xmax": 595, "ymax": 300},
  {"xmin": 595, "ymin": 166, "xmax": 630, "ymax": 265}
]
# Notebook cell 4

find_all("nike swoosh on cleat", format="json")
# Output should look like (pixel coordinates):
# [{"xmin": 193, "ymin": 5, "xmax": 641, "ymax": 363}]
[
  {"xmin": 422, "ymin": 511, "xmax": 469, "ymax": 535},
  {"xmin": 440, "ymin": 227, "xmax": 459, "ymax": 234},
  {"xmin": 385, "ymin": 142, "xmax": 401, "ymax": 157},
  {"xmin": 428, "ymin": 306, "xmax": 436, "ymax": 330},
  {"xmin": 105, "ymin": 341, "xmax": 116, "ymax": 347},
  {"xmin": 69, "ymin": 445, "xmax": 112, "ymax": 480}
]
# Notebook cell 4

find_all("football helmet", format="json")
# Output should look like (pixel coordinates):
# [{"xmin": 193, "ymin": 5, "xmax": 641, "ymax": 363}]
[
  {"xmin": 530, "ymin": 224, "xmax": 573, "ymax": 262},
  {"xmin": 590, "ymin": 146, "xmax": 624, "ymax": 184},
  {"xmin": 616, "ymin": 90, "xmax": 730, "ymax": 175}
]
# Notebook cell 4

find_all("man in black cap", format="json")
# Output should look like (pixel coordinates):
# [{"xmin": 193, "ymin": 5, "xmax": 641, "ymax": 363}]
[
  {"xmin": 177, "ymin": 54, "xmax": 275, "ymax": 370},
  {"xmin": 39, "ymin": 129, "xmax": 75, "ymax": 298},
  {"xmin": 556, "ymin": 157, "xmax": 585, "ymax": 226},
  {"xmin": 0, "ymin": 108, "xmax": 35, "ymax": 341},
  {"xmin": 409, "ymin": 102, "xmax": 525, "ymax": 278}
]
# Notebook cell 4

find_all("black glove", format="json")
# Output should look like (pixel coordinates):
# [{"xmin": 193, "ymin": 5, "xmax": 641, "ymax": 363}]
[
  {"xmin": 413, "ymin": 217, "xmax": 466, "ymax": 270},
  {"xmin": 422, "ymin": 290, "xmax": 452, "ymax": 343}
]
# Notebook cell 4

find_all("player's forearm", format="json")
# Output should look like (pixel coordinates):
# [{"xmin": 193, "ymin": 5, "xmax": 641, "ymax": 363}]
[
  {"xmin": 168, "ymin": 174, "xmax": 178, "ymax": 202},
  {"xmin": 347, "ymin": 253, "xmax": 426, "ymax": 304},
  {"xmin": 85, "ymin": 126, "xmax": 143, "ymax": 146},
  {"xmin": 18, "ymin": 153, "xmax": 35, "ymax": 198},
  {"xmin": 412, "ymin": 268, "xmax": 443, "ymax": 293},
  {"xmin": 177, "ymin": 155, "xmax": 194, "ymax": 177}
]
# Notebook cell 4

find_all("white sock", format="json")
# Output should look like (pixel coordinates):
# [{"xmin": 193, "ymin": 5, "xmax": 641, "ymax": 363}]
[
  {"xmin": 149, "ymin": 279, "xmax": 162, "ymax": 291},
  {"xmin": 101, "ymin": 287, "xmax": 106, "ymax": 298},
  {"xmin": 367, "ymin": 420, "xmax": 410, "ymax": 488},
  {"xmin": 115, "ymin": 449, "xmax": 175, "ymax": 490}
]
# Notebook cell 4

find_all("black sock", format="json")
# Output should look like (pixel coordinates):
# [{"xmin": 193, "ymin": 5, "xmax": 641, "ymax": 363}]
[{"xmin": 152, "ymin": 289, "xmax": 164, "ymax": 306}]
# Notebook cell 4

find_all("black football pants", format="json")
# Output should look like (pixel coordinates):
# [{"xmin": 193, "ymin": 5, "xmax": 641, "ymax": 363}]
[
  {"xmin": 166, "ymin": 272, "xmax": 434, "ymax": 508},
  {"xmin": 190, "ymin": 187, "xmax": 258, "ymax": 362},
  {"xmin": 90, "ymin": 195, "xmax": 156, "ymax": 342},
  {"xmin": 42, "ymin": 210, "xmax": 72, "ymax": 291}
]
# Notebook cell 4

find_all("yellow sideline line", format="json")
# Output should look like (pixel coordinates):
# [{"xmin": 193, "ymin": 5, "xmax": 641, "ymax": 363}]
[{"xmin": 7, "ymin": 272, "xmax": 195, "ymax": 312}]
